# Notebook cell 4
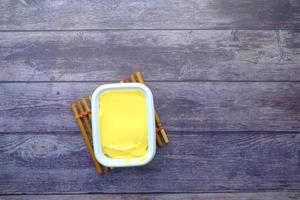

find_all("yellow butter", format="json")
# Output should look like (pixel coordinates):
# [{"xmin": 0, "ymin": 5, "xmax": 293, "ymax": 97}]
[{"xmin": 99, "ymin": 89, "xmax": 148, "ymax": 159}]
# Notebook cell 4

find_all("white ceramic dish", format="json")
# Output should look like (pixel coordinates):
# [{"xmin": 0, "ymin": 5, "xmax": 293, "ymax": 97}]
[{"xmin": 92, "ymin": 83, "xmax": 156, "ymax": 167}]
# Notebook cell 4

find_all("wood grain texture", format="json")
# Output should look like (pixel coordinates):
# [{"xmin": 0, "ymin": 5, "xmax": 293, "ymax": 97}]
[
  {"xmin": 1, "ymin": 132, "xmax": 300, "ymax": 193},
  {"xmin": 1, "ymin": 30, "xmax": 300, "ymax": 81},
  {"xmin": 1, "ymin": 0, "xmax": 300, "ymax": 30},
  {"xmin": 1, "ymin": 0, "xmax": 300, "ymax": 196},
  {"xmin": 1, "ymin": 82, "xmax": 300, "ymax": 133},
  {"xmin": 2, "ymin": 192, "xmax": 300, "ymax": 200}
]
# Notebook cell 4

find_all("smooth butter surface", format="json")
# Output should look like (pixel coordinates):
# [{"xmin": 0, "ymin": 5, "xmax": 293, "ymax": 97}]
[{"xmin": 99, "ymin": 89, "xmax": 148, "ymax": 159}]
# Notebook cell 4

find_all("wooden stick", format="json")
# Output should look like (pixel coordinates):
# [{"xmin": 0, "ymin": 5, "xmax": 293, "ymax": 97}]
[
  {"xmin": 87, "ymin": 96, "xmax": 111, "ymax": 172},
  {"xmin": 155, "ymin": 112, "xmax": 169, "ymax": 143},
  {"xmin": 136, "ymin": 70, "xmax": 169, "ymax": 144},
  {"xmin": 77, "ymin": 101, "xmax": 92, "ymax": 135},
  {"xmin": 82, "ymin": 97, "xmax": 92, "ymax": 122},
  {"xmin": 136, "ymin": 70, "xmax": 145, "ymax": 84},
  {"xmin": 130, "ymin": 71, "xmax": 163, "ymax": 146},
  {"xmin": 71, "ymin": 103, "xmax": 103, "ymax": 175},
  {"xmin": 130, "ymin": 74, "xmax": 137, "ymax": 82},
  {"xmin": 156, "ymin": 132, "xmax": 163, "ymax": 147}
]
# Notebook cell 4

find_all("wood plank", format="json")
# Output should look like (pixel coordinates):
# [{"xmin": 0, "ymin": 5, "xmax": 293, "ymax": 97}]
[
  {"xmin": 1, "ymin": 82, "xmax": 300, "ymax": 133},
  {"xmin": 0, "ymin": 132, "xmax": 300, "ymax": 193},
  {"xmin": 2, "ymin": 192, "xmax": 300, "ymax": 200},
  {"xmin": 1, "ymin": 0, "xmax": 299, "ymax": 30},
  {"xmin": 1, "ymin": 30, "xmax": 299, "ymax": 81}
]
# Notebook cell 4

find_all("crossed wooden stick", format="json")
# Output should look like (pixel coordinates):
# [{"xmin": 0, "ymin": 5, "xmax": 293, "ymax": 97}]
[{"xmin": 71, "ymin": 70, "xmax": 169, "ymax": 175}]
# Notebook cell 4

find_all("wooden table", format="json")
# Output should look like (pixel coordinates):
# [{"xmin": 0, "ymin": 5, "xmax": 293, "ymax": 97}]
[{"xmin": 1, "ymin": 0, "xmax": 300, "ymax": 199}]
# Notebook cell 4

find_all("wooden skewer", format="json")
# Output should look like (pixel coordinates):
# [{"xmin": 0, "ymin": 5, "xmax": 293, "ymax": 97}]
[
  {"xmin": 81, "ymin": 98, "xmax": 108, "ymax": 170},
  {"xmin": 82, "ymin": 97, "xmax": 92, "ymax": 122},
  {"xmin": 155, "ymin": 112, "xmax": 169, "ymax": 143},
  {"xmin": 71, "ymin": 103, "xmax": 103, "ymax": 175},
  {"xmin": 121, "ymin": 79, "xmax": 129, "ymax": 83},
  {"xmin": 77, "ymin": 100, "xmax": 92, "ymax": 135},
  {"xmin": 156, "ymin": 132, "xmax": 163, "ymax": 147},
  {"xmin": 130, "ymin": 74, "xmax": 137, "ymax": 82},
  {"xmin": 127, "ymin": 72, "xmax": 164, "ymax": 147},
  {"xmin": 85, "ymin": 96, "xmax": 110, "ymax": 172},
  {"xmin": 136, "ymin": 70, "xmax": 145, "ymax": 84},
  {"xmin": 135, "ymin": 70, "xmax": 169, "ymax": 144}
]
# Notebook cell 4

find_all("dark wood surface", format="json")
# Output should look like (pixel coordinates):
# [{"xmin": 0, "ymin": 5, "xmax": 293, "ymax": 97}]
[
  {"xmin": 1, "ymin": 82, "xmax": 300, "ymax": 133},
  {"xmin": 1, "ymin": 0, "xmax": 300, "ymax": 30},
  {"xmin": 1, "ymin": 30, "xmax": 299, "ymax": 81},
  {"xmin": 2, "ymin": 192, "xmax": 300, "ymax": 200},
  {"xmin": 1, "ymin": 0, "xmax": 300, "ymax": 199},
  {"xmin": 1, "ymin": 131, "xmax": 300, "ymax": 193}
]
